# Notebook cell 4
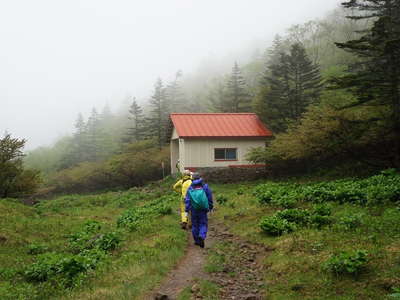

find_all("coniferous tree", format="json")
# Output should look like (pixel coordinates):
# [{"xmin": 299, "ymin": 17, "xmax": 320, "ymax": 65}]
[
  {"xmin": 209, "ymin": 79, "xmax": 230, "ymax": 112},
  {"xmin": 73, "ymin": 113, "xmax": 87, "ymax": 163},
  {"xmin": 126, "ymin": 97, "xmax": 145, "ymax": 142},
  {"xmin": 58, "ymin": 113, "xmax": 88, "ymax": 168},
  {"xmin": 287, "ymin": 44, "xmax": 323, "ymax": 117},
  {"xmin": 333, "ymin": 0, "xmax": 400, "ymax": 167},
  {"xmin": 166, "ymin": 70, "xmax": 186, "ymax": 113},
  {"xmin": 86, "ymin": 108, "xmax": 102, "ymax": 161},
  {"xmin": 226, "ymin": 62, "xmax": 251, "ymax": 112},
  {"xmin": 257, "ymin": 52, "xmax": 291, "ymax": 131},
  {"xmin": 263, "ymin": 35, "xmax": 287, "ymax": 70},
  {"xmin": 147, "ymin": 78, "xmax": 169, "ymax": 149},
  {"xmin": 259, "ymin": 43, "xmax": 323, "ymax": 132},
  {"xmin": 99, "ymin": 104, "xmax": 118, "ymax": 158}
]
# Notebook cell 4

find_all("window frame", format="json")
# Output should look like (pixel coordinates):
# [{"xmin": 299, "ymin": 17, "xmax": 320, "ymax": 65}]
[{"xmin": 214, "ymin": 148, "xmax": 238, "ymax": 161}]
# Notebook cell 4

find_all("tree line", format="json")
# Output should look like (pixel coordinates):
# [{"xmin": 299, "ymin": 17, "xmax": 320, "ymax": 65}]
[
  {"xmin": 5, "ymin": 0, "xmax": 398, "ymax": 197},
  {"xmin": 248, "ymin": 0, "xmax": 400, "ymax": 173}
]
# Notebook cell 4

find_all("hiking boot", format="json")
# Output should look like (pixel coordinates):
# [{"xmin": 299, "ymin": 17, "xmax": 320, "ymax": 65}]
[
  {"xmin": 181, "ymin": 222, "xmax": 187, "ymax": 230},
  {"xmin": 198, "ymin": 238, "xmax": 205, "ymax": 248}
]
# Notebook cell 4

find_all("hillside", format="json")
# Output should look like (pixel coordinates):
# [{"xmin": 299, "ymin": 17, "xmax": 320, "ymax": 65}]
[{"xmin": 1, "ymin": 171, "xmax": 400, "ymax": 299}]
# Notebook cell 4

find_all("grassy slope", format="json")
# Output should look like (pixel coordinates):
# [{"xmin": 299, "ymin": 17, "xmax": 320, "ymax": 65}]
[
  {"xmin": 2, "ymin": 174, "xmax": 400, "ymax": 299},
  {"xmin": 0, "ymin": 179, "xmax": 187, "ymax": 300},
  {"xmin": 210, "ymin": 180, "xmax": 400, "ymax": 300}
]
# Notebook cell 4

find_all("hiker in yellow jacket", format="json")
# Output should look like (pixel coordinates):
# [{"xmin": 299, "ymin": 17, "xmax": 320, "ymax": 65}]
[{"xmin": 173, "ymin": 170, "xmax": 192, "ymax": 229}]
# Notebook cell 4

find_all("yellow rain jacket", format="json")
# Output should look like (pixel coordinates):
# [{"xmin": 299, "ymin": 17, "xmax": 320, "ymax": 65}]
[{"xmin": 173, "ymin": 175, "xmax": 192, "ymax": 223}]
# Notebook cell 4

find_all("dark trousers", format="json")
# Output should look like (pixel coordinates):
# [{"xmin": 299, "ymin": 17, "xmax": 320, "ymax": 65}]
[{"xmin": 191, "ymin": 210, "xmax": 208, "ymax": 242}]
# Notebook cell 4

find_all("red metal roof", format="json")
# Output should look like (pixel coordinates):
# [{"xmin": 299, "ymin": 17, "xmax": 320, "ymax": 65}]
[{"xmin": 170, "ymin": 113, "xmax": 272, "ymax": 138}]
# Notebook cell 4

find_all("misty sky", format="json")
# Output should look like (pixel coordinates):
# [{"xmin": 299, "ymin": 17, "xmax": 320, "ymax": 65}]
[{"xmin": 0, "ymin": 0, "xmax": 341, "ymax": 150}]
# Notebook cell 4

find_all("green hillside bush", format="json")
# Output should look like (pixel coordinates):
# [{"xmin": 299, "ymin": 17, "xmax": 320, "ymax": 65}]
[
  {"xmin": 117, "ymin": 195, "xmax": 173, "ymax": 230},
  {"xmin": 254, "ymin": 171, "xmax": 400, "ymax": 206},
  {"xmin": 260, "ymin": 215, "xmax": 297, "ymax": 236},
  {"xmin": 216, "ymin": 194, "xmax": 228, "ymax": 205},
  {"xmin": 47, "ymin": 142, "xmax": 170, "ymax": 194},
  {"xmin": 27, "ymin": 243, "xmax": 49, "ymax": 255},
  {"xmin": 275, "ymin": 209, "xmax": 310, "ymax": 225},
  {"xmin": 324, "ymin": 250, "xmax": 368, "ymax": 275},
  {"xmin": 24, "ymin": 250, "xmax": 106, "ymax": 285},
  {"xmin": 336, "ymin": 214, "xmax": 364, "ymax": 231}
]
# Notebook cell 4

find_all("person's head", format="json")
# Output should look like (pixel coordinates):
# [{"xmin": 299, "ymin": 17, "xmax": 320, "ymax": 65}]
[
  {"xmin": 191, "ymin": 172, "xmax": 201, "ymax": 180},
  {"xmin": 182, "ymin": 169, "xmax": 191, "ymax": 177}
]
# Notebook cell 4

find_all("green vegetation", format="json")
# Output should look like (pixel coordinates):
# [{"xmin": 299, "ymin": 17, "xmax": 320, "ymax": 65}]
[
  {"xmin": 0, "ymin": 179, "xmax": 187, "ymax": 300},
  {"xmin": 17, "ymin": 1, "xmax": 397, "ymax": 201},
  {"xmin": 211, "ymin": 170, "xmax": 400, "ymax": 299},
  {"xmin": 249, "ymin": 0, "xmax": 400, "ymax": 173},
  {"xmin": 254, "ymin": 171, "xmax": 400, "ymax": 206},
  {"xmin": 324, "ymin": 250, "xmax": 368, "ymax": 276},
  {"xmin": 0, "ymin": 134, "xmax": 41, "ymax": 198},
  {"xmin": 2, "ymin": 1, "xmax": 399, "ymax": 299},
  {"xmin": 46, "ymin": 141, "xmax": 170, "ymax": 195}
]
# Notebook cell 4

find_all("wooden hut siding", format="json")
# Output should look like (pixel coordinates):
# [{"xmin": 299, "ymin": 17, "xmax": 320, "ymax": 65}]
[{"xmin": 184, "ymin": 138, "xmax": 265, "ymax": 169}]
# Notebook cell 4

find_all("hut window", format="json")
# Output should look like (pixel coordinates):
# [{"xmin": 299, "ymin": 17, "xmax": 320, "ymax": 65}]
[{"xmin": 214, "ymin": 148, "xmax": 237, "ymax": 160}]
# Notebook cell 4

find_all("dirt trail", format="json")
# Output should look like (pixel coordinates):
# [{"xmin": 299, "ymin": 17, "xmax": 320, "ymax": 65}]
[
  {"xmin": 149, "ymin": 220, "xmax": 268, "ymax": 300},
  {"xmin": 150, "ymin": 231, "xmax": 212, "ymax": 299}
]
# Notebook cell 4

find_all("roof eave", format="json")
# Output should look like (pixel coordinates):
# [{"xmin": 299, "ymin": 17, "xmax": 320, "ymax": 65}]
[{"xmin": 178, "ymin": 135, "xmax": 272, "ymax": 139}]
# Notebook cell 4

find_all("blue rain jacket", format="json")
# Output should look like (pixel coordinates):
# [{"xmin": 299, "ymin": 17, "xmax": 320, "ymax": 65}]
[{"xmin": 184, "ymin": 178, "xmax": 213, "ymax": 212}]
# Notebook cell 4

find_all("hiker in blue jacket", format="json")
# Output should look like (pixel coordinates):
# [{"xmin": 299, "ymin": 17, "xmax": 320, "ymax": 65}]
[{"xmin": 185, "ymin": 172, "xmax": 213, "ymax": 248}]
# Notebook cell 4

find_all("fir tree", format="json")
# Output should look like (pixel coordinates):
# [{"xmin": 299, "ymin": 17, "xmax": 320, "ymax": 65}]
[
  {"xmin": 287, "ymin": 44, "xmax": 323, "ymax": 117},
  {"xmin": 259, "ymin": 43, "xmax": 323, "ymax": 132},
  {"xmin": 86, "ymin": 108, "xmax": 102, "ymax": 161},
  {"xmin": 99, "ymin": 104, "xmax": 117, "ymax": 158},
  {"xmin": 226, "ymin": 62, "xmax": 251, "ymax": 112},
  {"xmin": 147, "ymin": 78, "xmax": 169, "ymax": 149},
  {"xmin": 166, "ymin": 70, "xmax": 186, "ymax": 113},
  {"xmin": 127, "ymin": 97, "xmax": 144, "ymax": 142},
  {"xmin": 333, "ymin": 0, "xmax": 400, "ymax": 166},
  {"xmin": 209, "ymin": 80, "xmax": 229, "ymax": 112},
  {"xmin": 73, "ymin": 113, "xmax": 87, "ymax": 163}
]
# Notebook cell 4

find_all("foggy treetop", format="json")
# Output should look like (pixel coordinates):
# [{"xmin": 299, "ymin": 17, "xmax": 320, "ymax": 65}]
[{"xmin": 1, "ymin": 0, "xmax": 340, "ymax": 150}]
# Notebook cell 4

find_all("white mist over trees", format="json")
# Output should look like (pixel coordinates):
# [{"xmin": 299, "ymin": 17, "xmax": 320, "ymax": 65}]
[
  {"xmin": 0, "ymin": 0, "xmax": 341, "ymax": 150},
  {"xmin": 7, "ymin": 1, "xmax": 399, "ymax": 195}
]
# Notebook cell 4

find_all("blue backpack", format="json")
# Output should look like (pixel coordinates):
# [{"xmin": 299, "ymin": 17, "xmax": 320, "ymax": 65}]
[{"xmin": 188, "ymin": 188, "xmax": 209, "ymax": 211}]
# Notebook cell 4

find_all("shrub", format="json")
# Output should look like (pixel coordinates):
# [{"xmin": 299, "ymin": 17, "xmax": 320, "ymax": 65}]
[
  {"xmin": 117, "ymin": 195, "xmax": 174, "ymax": 230},
  {"xmin": 24, "ymin": 253, "xmax": 65, "ymax": 282},
  {"xmin": 117, "ymin": 209, "xmax": 141, "ymax": 230},
  {"xmin": 337, "ymin": 214, "xmax": 363, "ymax": 231},
  {"xmin": 272, "ymin": 195, "xmax": 298, "ymax": 208},
  {"xmin": 0, "ymin": 268, "xmax": 18, "ymax": 280},
  {"xmin": 93, "ymin": 232, "xmax": 121, "ymax": 252},
  {"xmin": 324, "ymin": 250, "xmax": 368, "ymax": 275},
  {"xmin": 302, "ymin": 185, "xmax": 333, "ymax": 203},
  {"xmin": 24, "ymin": 250, "xmax": 106, "ymax": 285},
  {"xmin": 255, "ymin": 172, "xmax": 400, "ymax": 207},
  {"xmin": 236, "ymin": 188, "xmax": 245, "ymax": 195},
  {"xmin": 68, "ymin": 220, "xmax": 103, "ymax": 253},
  {"xmin": 389, "ymin": 287, "xmax": 400, "ymax": 299},
  {"xmin": 276, "ymin": 209, "xmax": 310, "ymax": 225},
  {"xmin": 27, "ymin": 243, "xmax": 49, "ymax": 255},
  {"xmin": 46, "ymin": 141, "xmax": 171, "ymax": 194},
  {"xmin": 260, "ymin": 216, "xmax": 296, "ymax": 236},
  {"xmin": 0, "ymin": 134, "xmax": 41, "ymax": 198},
  {"xmin": 155, "ymin": 203, "xmax": 173, "ymax": 215},
  {"xmin": 216, "ymin": 195, "xmax": 228, "ymax": 205},
  {"xmin": 309, "ymin": 214, "xmax": 332, "ymax": 229},
  {"xmin": 312, "ymin": 203, "xmax": 332, "ymax": 216}
]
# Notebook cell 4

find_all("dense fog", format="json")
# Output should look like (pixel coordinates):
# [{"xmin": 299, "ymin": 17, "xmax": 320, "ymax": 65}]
[{"xmin": 1, "ymin": 0, "xmax": 341, "ymax": 149}]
